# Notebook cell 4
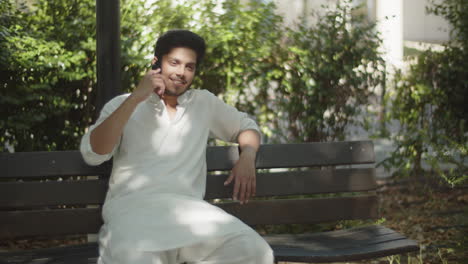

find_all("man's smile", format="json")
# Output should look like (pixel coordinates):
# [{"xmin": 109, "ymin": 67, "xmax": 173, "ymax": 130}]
[{"xmin": 170, "ymin": 78, "xmax": 186, "ymax": 85}]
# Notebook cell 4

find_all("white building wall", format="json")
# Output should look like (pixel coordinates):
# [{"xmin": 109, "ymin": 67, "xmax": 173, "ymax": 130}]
[
  {"xmin": 274, "ymin": 0, "xmax": 451, "ymax": 43},
  {"xmin": 274, "ymin": 0, "xmax": 338, "ymax": 28},
  {"xmin": 403, "ymin": 0, "xmax": 451, "ymax": 43}
]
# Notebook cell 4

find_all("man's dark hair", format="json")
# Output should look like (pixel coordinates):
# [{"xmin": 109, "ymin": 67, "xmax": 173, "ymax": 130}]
[{"xmin": 154, "ymin": 29, "xmax": 206, "ymax": 67}]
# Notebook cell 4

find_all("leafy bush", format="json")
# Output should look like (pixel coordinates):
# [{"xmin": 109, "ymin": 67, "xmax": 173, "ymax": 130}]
[
  {"xmin": 0, "ymin": 0, "xmax": 194, "ymax": 151},
  {"xmin": 1, "ymin": 0, "xmax": 385, "ymax": 151},
  {"xmin": 1, "ymin": 0, "xmax": 96, "ymax": 151},
  {"xmin": 383, "ymin": 0, "xmax": 468, "ymax": 186},
  {"xmin": 256, "ymin": 1, "xmax": 385, "ymax": 142}
]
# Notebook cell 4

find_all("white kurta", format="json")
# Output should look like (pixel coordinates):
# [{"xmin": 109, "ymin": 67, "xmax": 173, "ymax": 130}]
[{"xmin": 80, "ymin": 89, "xmax": 260, "ymax": 254}]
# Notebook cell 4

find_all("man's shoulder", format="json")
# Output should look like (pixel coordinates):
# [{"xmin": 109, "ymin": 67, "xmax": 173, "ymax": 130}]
[
  {"xmin": 192, "ymin": 89, "xmax": 214, "ymax": 97},
  {"xmin": 188, "ymin": 89, "xmax": 215, "ymax": 105},
  {"xmin": 191, "ymin": 89, "xmax": 217, "ymax": 103}
]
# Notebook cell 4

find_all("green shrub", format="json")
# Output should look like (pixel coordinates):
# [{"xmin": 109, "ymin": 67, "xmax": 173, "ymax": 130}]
[
  {"xmin": 257, "ymin": 1, "xmax": 385, "ymax": 142},
  {"xmin": 1, "ymin": 0, "xmax": 385, "ymax": 151},
  {"xmin": 0, "ymin": 0, "xmax": 195, "ymax": 151},
  {"xmin": 382, "ymin": 0, "xmax": 468, "ymax": 186}
]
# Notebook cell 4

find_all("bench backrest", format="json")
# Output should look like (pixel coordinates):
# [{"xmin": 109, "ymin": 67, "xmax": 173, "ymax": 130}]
[{"xmin": 0, "ymin": 141, "xmax": 377, "ymax": 239}]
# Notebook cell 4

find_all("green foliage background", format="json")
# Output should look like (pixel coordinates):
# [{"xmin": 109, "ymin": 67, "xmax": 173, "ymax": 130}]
[
  {"xmin": 268, "ymin": 4, "xmax": 385, "ymax": 142},
  {"xmin": 1, "ymin": 0, "xmax": 384, "ymax": 152},
  {"xmin": 382, "ymin": 0, "xmax": 467, "ymax": 185}
]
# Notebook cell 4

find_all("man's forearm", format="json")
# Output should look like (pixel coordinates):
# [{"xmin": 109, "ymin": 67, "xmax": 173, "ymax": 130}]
[
  {"xmin": 237, "ymin": 129, "xmax": 261, "ymax": 159},
  {"xmin": 90, "ymin": 95, "xmax": 140, "ymax": 155}
]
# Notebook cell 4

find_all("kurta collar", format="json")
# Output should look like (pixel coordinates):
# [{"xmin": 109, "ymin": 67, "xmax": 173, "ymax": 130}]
[
  {"xmin": 147, "ymin": 93, "xmax": 164, "ymax": 112},
  {"xmin": 176, "ymin": 89, "xmax": 194, "ymax": 106},
  {"xmin": 146, "ymin": 89, "xmax": 194, "ymax": 112}
]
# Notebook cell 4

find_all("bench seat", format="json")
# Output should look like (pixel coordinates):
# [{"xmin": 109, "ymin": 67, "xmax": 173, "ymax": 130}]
[{"xmin": 0, "ymin": 226, "xmax": 418, "ymax": 264}]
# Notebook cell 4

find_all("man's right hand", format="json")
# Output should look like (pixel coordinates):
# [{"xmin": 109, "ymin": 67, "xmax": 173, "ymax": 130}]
[{"xmin": 130, "ymin": 68, "xmax": 166, "ymax": 103}]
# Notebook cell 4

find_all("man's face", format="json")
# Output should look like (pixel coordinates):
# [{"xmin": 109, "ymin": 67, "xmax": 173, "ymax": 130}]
[{"xmin": 159, "ymin": 47, "xmax": 197, "ymax": 97}]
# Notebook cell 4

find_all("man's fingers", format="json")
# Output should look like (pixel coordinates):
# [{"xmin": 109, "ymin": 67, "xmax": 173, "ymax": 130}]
[
  {"xmin": 224, "ymin": 173, "xmax": 234, "ymax": 186},
  {"xmin": 157, "ymin": 83, "xmax": 165, "ymax": 96},
  {"xmin": 239, "ymin": 182, "xmax": 247, "ymax": 204},
  {"xmin": 233, "ymin": 179, "xmax": 240, "ymax": 201},
  {"xmin": 151, "ymin": 77, "xmax": 165, "ymax": 96},
  {"xmin": 252, "ymin": 179, "xmax": 256, "ymax": 197},
  {"xmin": 245, "ymin": 182, "xmax": 251, "ymax": 204},
  {"xmin": 150, "ymin": 68, "xmax": 161, "ymax": 75}
]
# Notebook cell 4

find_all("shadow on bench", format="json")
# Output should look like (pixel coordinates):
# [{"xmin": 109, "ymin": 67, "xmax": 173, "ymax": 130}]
[{"xmin": 0, "ymin": 141, "xmax": 419, "ymax": 263}]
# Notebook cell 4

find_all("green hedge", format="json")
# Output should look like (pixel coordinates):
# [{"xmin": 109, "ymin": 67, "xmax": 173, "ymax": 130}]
[{"xmin": 1, "ymin": 0, "xmax": 384, "ymax": 151}]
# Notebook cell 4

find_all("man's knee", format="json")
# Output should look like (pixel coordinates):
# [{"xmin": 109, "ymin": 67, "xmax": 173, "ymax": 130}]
[
  {"xmin": 236, "ymin": 231, "xmax": 274, "ymax": 264},
  {"xmin": 180, "ymin": 230, "xmax": 274, "ymax": 263}
]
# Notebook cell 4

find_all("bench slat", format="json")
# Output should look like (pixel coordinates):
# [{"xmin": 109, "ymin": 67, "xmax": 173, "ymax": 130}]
[
  {"xmin": 1, "ymin": 141, "xmax": 374, "ymax": 178},
  {"xmin": 0, "ymin": 168, "xmax": 376, "ymax": 208},
  {"xmin": 255, "ymin": 141, "xmax": 375, "ymax": 169},
  {"xmin": 1, "ymin": 151, "xmax": 111, "ymax": 178},
  {"xmin": 0, "ymin": 196, "xmax": 377, "ymax": 238},
  {"xmin": 220, "ymin": 196, "xmax": 378, "ymax": 225},
  {"xmin": 0, "ymin": 243, "xmax": 99, "ymax": 264},
  {"xmin": 266, "ymin": 225, "xmax": 420, "ymax": 262},
  {"xmin": 0, "ymin": 208, "xmax": 102, "ymax": 238},
  {"xmin": 206, "ymin": 168, "xmax": 377, "ymax": 199},
  {"xmin": 0, "ymin": 180, "xmax": 108, "ymax": 208}
]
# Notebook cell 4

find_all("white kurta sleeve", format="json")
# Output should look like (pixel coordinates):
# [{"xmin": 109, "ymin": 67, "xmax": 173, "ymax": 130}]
[
  {"xmin": 80, "ymin": 95, "xmax": 126, "ymax": 166},
  {"xmin": 207, "ymin": 91, "xmax": 261, "ymax": 143}
]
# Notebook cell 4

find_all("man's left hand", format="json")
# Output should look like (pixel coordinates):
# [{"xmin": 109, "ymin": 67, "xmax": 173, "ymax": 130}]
[{"xmin": 224, "ymin": 149, "xmax": 256, "ymax": 204}]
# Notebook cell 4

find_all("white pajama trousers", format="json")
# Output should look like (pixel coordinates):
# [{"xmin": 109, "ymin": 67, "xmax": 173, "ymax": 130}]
[{"xmin": 98, "ymin": 230, "xmax": 274, "ymax": 264}]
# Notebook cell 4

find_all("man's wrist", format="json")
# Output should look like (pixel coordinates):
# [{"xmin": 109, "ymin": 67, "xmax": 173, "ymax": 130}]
[
  {"xmin": 127, "ymin": 93, "xmax": 144, "ymax": 106},
  {"xmin": 239, "ymin": 145, "xmax": 257, "ymax": 160}
]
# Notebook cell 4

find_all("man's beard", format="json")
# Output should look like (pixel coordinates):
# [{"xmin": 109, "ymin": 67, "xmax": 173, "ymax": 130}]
[{"xmin": 164, "ymin": 82, "xmax": 192, "ymax": 97}]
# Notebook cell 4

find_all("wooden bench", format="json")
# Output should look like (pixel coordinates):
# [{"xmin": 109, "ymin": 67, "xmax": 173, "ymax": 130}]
[{"xmin": 0, "ymin": 141, "xmax": 419, "ymax": 263}]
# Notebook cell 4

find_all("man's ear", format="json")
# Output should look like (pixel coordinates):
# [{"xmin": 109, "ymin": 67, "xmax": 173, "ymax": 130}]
[{"xmin": 151, "ymin": 56, "xmax": 158, "ymax": 65}]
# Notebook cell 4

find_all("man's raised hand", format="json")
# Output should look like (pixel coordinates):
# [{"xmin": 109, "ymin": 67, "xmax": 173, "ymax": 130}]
[{"xmin": 130, "ymin": 68, "xmax": 166, "ymax": 103}]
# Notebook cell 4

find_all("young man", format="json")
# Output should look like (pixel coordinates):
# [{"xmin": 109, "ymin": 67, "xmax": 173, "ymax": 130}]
[{"xmin": 80, "ymin": 30, "xmax": 273, "ymax": 264}]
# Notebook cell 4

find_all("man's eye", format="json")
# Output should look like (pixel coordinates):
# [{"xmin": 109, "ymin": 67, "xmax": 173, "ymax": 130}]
[
  {"xmin": 170, "ymin": 61, "xmax": 177, "ymax": 66},
  {"xmin": 187, "ymin": 66, "xmax": 194, "ymax": 71}
]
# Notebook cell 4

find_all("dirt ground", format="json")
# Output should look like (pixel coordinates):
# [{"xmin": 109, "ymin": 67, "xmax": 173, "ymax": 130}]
[
  {"xmin": 372, "ymin": 177, "xmax": 468, "ymax": 264},
  {"xmin": 1, "ymin": 175, "xmax": 467, "ymax": 263}
]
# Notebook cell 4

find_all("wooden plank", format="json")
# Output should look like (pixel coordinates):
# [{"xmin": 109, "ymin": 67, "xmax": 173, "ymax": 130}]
[
  {"xmin": 218, "ymin": 196, "xmax": 378, "ymax": 225},
  {"xmin": 0, "ymin": 169, "xmax": 376, "ymax": 208},
  {"xmin": 0, "ymin": 242, "xmax": 99, "ymax": 263},
  {"xmin": 0, "ymin": 208, "xmax": 102, "ymax": 238},
  {"xmin": 1, "ymin": 141, "xmax": 374, "ymax": 178},
  {"xmin": 206, "ymin": 146, "xmax": 240, "ymax": 171},
  {"xmin": 0, "ymin": 180, "xmax": 108, "ymax": 208},
  {"xmin": 265, "ymin": 225, "xmax": 404, "ymax": 248},
  {"xmin": 0, "ymin": 196, "xmax": 377, "ymax": 238},
  {"xmin": 208, "ymin": 141, "xmax": 375, "ymax": 170},
  {"xmin": 206, "ymin": 168, "xmax": 377, "ymax": 199},
  {"xmin": 0, "ymin": 151, "xmax": 111, "ymax": 178},
  {"xmin": 266, "ymin": 225, "xmax": 420, "ymax": 262},
  {"xmin": 256, "ymin": 141, "xmax": 375, "ymax": 169},
  {"xmin": 0, "ymin": 148, "xmax": 232, "ymax": 178}
]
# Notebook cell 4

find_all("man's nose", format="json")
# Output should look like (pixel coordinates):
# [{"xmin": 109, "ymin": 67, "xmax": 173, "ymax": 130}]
[{"xmin": 175, "ymin": 65, "xmax": 185, "ymax": 76}]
